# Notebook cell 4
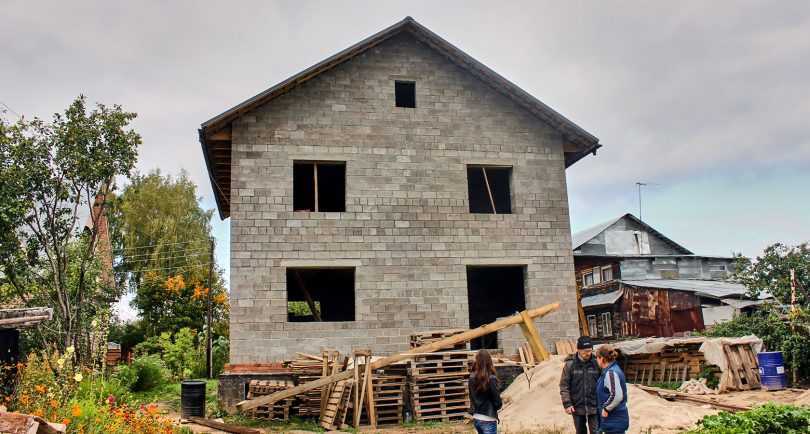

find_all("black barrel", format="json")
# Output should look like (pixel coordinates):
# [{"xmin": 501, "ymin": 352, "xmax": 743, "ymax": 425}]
[{"xmin": 180, "ymin": 380, "xmax": 206, "ymax": 418}]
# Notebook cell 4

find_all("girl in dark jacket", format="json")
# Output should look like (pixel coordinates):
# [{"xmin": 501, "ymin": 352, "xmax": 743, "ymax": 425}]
[
  {"xmin": 469, "ymin": 349, "xmax": 503, "ymax": 434},
  {"xmin": 595, "ymin": 345, "xmax": 629, "ymax": 434}
]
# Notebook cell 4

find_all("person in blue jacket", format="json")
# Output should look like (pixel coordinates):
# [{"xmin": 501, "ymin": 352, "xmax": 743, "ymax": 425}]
[{"xmin": 595, "ymin": 344, "xmax": 629, "ymax": 434}]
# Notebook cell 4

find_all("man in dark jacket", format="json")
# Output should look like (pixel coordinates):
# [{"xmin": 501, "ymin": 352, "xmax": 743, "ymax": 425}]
[{"xmin": 559, "ymin": 336, "xmax": 601, "ymax": 434}]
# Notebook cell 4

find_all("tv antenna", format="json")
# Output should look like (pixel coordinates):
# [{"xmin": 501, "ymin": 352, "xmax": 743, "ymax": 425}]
[{"xmin": 636, "ymin": 182, "xmax": 659, "ymax": 221}]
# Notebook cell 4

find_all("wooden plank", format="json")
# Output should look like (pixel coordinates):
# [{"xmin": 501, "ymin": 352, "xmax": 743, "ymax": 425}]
[
  {"xmin": 635, "ymin": 385, "xmax": 750, "ymax": 412},
  {"xmin": 481, "ymin": 167, "xmax": 497, "ymax": 214},
  {"xmin": 518, "ymin": 310, "xmax": 549, "ymax": 361},
  {"xmin": 313, "ymin": 162, "xmax": 319, "ymax": 212},
  {"xmin": 365, "ymin": 360, "xmax": 377, "ymax": 429},
  {"xmin": 187, "ymin": 417, "xmax": 261, "ymax": 434},
  {"xmin": 236, "ymin": 302, "xmax": 559, "ymax": 411},
  {"xmin": 293, "ymin": 270, "xmax": 321, "ymax": 321}
]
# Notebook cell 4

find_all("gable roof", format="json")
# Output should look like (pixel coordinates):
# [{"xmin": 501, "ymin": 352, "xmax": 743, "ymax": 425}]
[
  {"xmin": 571, "ymin": 213, "xmax": 693, "ymax": 255},
  {"xmin": 199, "ymin": 16, "xmax": 601, "ymax": 219}
]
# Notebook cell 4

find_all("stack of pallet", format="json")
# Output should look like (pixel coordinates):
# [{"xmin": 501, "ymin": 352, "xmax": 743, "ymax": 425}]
[
  {"xmin": 720, "ymin": 343, "xmax": 761, "ymax": 391},
  {"xmin": 247, "ymin": 380, "xmax": 296, "ymax": 421},
  {"xmin": 351, "ymin": 374, "xmax": 407, "ymax": 426},
  {"xmin": 290, "ymin": 354, "xmax": 327, "ymax": 417},
  {"xmin": 621, "ymin": 341, "xmax": 705, "ymax": 385},
  {"xmin": 410, "ymin": 329, "xmax": 468, "ymax": 350},
  {"xmin": 407, "ymin": 351, "xmax": 474, "ymax": 422}
]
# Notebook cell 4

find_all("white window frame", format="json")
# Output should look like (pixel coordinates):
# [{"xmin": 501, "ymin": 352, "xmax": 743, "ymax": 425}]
[
  {"xmin": 583, "ymin": 271, "xmax": 595, "ymax": 287},
  {"xmin": 587, "ymin": 315, "xmax": 597, "ymax": 337},
  {"xmin": 601, "ymin": 266, "xmax": 613, "ymax": 283},
  {"xmin": 601, "ymin": 312, "xmax": 613, "ymax": 337},
  {"xmin": 592, "ymin": 267, "xmax": 602, "ymax": 285}
]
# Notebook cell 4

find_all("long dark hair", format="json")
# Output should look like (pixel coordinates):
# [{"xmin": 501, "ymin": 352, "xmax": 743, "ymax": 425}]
[{"xmin": 471, "ymin": 349, "xmax": 498, "ymax": 392}]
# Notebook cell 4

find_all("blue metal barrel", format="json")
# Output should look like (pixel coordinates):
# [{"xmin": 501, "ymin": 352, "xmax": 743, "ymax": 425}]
[{"xmin": 757, "ymin": 351, "xmax": 787, "ymax": 390}]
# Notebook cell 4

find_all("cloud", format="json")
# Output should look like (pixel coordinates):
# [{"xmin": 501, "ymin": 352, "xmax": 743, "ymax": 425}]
[{"xmin": 3, "ymin": 0, "xmax": 809, "ymax": 286}]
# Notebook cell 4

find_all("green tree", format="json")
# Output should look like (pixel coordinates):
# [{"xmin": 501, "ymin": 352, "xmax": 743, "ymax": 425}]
[
  {"xmin": 734, "ymin": 243, "xmax": 809, "ymax": 306},
  {"xmin": 109, "ymin": 171, "xmax": 227, "ymax": 336},
  {"xmin": 0, "ymin": 96, "xmax": 140, "ymax": 362}
]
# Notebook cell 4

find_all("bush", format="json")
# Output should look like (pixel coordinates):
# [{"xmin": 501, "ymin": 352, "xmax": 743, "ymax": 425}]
[
  {"xmin": 688, "ymin": 404, "xmax": 810, "ymax": 434},
  {"xmin": 115, "ymin": 355, "xmax": 167, "ymax": 392}
]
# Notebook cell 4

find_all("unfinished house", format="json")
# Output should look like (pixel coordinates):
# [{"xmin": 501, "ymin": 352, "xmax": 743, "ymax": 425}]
[
  {"xmin": 199, "ymin": 17, "xmax": 601, "ymax": 363},
  {"xmin": 572, "ymin": 213, "xmax": 768, "ymax": 340}
]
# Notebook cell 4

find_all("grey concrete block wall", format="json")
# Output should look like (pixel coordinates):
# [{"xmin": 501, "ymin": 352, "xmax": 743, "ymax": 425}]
[{"xmin": 228, "ymin": 33, "xmax": 580, "ymax": 362}]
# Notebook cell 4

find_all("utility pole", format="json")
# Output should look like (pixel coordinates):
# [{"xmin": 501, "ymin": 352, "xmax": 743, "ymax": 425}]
[
  {"xmin": 206, "ymin": 238, "xmax": 215, "ymax": 379},
  {"xmin": 636, "ymin": 182, "xmax": 647, "ymax": 221}
]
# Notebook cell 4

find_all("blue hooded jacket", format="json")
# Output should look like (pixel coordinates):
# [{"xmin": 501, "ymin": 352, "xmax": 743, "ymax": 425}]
[{"xmin": 596, "ymin": 362, "xmax": 629, "ymax": 433}]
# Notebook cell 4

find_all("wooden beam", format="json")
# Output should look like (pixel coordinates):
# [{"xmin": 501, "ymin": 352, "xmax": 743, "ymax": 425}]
[
  {"xmin": 635, "ymin": 385, "xmax": 750, "ymax": 412},
  {"xmin": 187, "ymin": 417, "xmax": 261, "ymax": 434},
  {"xmin": 313, "ymin": 163, "xmax": 319, "ymax": 212},
  {"xmin": 364, "ymin": 359, "xmax": 377, "ymax": 429},
  {"xmin": 293, "ymin": 270, "xmax": 322, "ymax": 321},
  {"xmin": 208, "ymin": 129, "xmax": 232, "ymax": 141},
  {"xmin": 481, "ymin": 167, "xmax": 497, "ymax": 214},
  {"xmin": 518, "ymin": 310, "xmax": 549, "ymax": 361},
  {"xmin": 576, "ymin": 287, "xmax": 590, "ymax": 336},
  {"xmin": 236, "ymin": 302, "xmax": 560, "ymax": 411}
]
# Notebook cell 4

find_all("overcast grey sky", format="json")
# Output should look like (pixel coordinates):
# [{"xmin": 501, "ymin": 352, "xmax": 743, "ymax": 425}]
[{"xmin": 3, "ymin": 1, "xmax": 809, "ymax": 319}]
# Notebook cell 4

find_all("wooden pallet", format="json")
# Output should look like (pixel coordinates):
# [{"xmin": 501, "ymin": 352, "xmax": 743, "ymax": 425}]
[
  {"xmin": 320, "ymin": 379, "xmax": 353, "ymax": 430},
  {"xmin": 351, "ymin": 375, "xmax": 406, "ymax": 426},
  {"xmin": 247, "ymin": 380, "xmax": 296, "ymax": 421},
  {"xmin": 555, "ymin": 339, "xmax": 577, "ymax": 356},
  {"xmin": 410, "ymin": 329, "xmax": 468, "ymax": 350},
  {"xmin": 721, "ymin": 343, "xmax": 761, "ymax": 391},
  {"xmin": 407, "ymin": 352, "xmax": 474, "ymax": 376}
]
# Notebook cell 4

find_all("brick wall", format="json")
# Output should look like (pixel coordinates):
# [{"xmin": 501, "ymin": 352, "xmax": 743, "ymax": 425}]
[{"xmin": 228, "ymin": 33, "xmax": 580, "ymax": 362}]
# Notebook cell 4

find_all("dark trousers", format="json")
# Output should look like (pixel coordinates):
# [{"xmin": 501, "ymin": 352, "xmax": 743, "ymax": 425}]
[
  {"xmin": 573, "ymin": 414, "xmax": 598, "ymax": 434},
  {"xmin": 473, "ymin": 419, "xmax": 497, "ymax": 434}
]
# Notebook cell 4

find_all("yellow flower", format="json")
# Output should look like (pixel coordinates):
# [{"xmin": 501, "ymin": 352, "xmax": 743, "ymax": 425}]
[
  {"xmin": 62, "ymin": 418, "xmax": 71, "ymax": 425},
  {"xmin": 66, "ymin": 346, "xmax": 75, "ymax": 354},
  {"xmin": 57, "ymin": 358, "xmax": 65, "ymax": 368},
  {"xmin": 73, "ymin": 372, "xmax": 83, "ymax": 382},
  {"xmin": 49, "ymin": 399, "xmax": 59, "ymax": 408},
  {"xmin": 19, "ymin": 393, "xmax": 30, "ymax": 405},
  {"xmin": 214, "ymin": 293, "xmax": 227, "ymax": 305},
  {"xmin": 34, "ymin": 384, "xmax": 46, "ymax": 393},
  {"xmin": 71, "ymin": 403, "xmax": 82, "ymax": 417}
]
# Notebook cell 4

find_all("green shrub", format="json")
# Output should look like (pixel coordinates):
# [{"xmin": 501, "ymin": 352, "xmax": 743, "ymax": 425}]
[
  {"xmin": 688, "ymin": 404, "xmax": 810, "ymax": 434},
  {"xmin": 115, "ymin": 355, "xmax": 167, "ymax": 392}
]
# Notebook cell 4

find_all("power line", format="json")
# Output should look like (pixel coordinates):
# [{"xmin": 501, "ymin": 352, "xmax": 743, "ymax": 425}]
[
  {"xmin": 119, "ymin": 247, "xmax": 209, "ymax": 260},
  {"xmin": 114, "ymin": 262, "xmax": 212, "ymax": 274},
  {"xmin": 122, "ymin": 251, "xmax": 211, "ymax": 264},
  {"xmin": 116, "ymin": 238, "xmax": 211, "ymax": 252}
]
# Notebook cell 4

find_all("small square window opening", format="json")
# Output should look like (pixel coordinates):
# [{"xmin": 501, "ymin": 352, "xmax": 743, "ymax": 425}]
[{"xmin": 395, "ymin": 81, "xmax": 416, "ymax": 108}]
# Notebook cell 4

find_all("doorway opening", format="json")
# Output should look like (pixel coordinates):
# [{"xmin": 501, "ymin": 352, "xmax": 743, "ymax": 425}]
[{"xmin": 466, "ymin": 266, "xmax": 526, "ymax": 350}]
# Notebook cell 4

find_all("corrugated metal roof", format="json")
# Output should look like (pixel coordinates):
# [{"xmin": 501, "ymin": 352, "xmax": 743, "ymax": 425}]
[
  {"xmin": 571, "ymin": 216, "xmax": 623, "ymax": 251},
  {"xmin": 620, "ymin": 279, "xmax": 753, "ymax": 300},
  {"xmin": 720, "ymin": 298, "xmax": 769, "ymax": 309},
  {"xmin": 581, "ymin": 290, "xmax": 623, "ymax": 307}
]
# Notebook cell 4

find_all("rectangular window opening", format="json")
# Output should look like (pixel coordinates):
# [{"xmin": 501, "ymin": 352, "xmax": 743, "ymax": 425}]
[
  {"xmin": 601, "ymin": 312, "xmax": 613, "ymax": 337},
  {"xmin": 601, "ymin": 266, "xmax": 613, "ymax": 283},
  {"xmin": 583, "ymin": 271, "xmax": 594, "ymax": 287},
  {"xmin": 587, "ymin": 315, "xmax": 597, "ymax": 337},
  {"xmin": 467, "ymin": 166, "xmax": 512, "ymax": 214},
  {"xmin": 293, "ymin": 161, "xmax": 346, "ymax": 212},
  {"xmin": 466, "ymin": 266, "xmax": 526, "ymax": 350},
  {"xmin": 395, "ymin": 81, "xmax": 416, "ymax": 108},
  {"xmin": 286, "ymin": 268, "xmax": 355, "ymax": 322}
]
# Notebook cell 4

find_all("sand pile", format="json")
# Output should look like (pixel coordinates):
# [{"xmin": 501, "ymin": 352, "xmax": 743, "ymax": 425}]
[
  {"xmin": 796, "ymin": 390, "xmax": 810, "ymax": 407},
  {"xmin": 499, "ymin": 356, "xmax": 716, "ymax": 434}
]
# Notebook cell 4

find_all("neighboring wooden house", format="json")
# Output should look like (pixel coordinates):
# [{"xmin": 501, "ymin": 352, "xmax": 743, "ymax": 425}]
[{"xmin": 572, "ymin": 214, "xmax": 765, "ymax": 340}]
